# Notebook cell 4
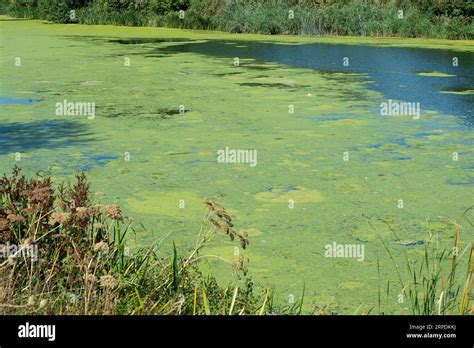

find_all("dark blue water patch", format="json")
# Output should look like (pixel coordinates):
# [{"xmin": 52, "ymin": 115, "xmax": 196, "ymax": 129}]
[
  {"xmin": 264, "ymin": 186, "xmax": 300, "ymax": 192},
  {"xmin": 393, "ymin": 156, "xmax": 411, "ymax": 161},
  {"xmin": 395, "ymin": 240, "xmax": 425, "ymax": 247},
  {"xmin": 92, "ymin": 153, "xmax": 117, "ymax": 162},
  {"xmin": 389, "ymin": 138, "xmax": 411, "ymax": 147},
  {"xmin": 368, "ymin": 138, "xmax": 411, "ymax": 149},
  {"xmin": 447, "ymin": 179, "xmax": 474, "ymax": 186},
  {"xmin": 0, "ymin": 120, "xmax": 97, "ymax": 154},
  {"xmin": 0, "ymin": 96, "xmax": 40, "ymax": 105},
  {"xmin": 72, "ymin": 153, "xmax": 118, "ymax": 172}
]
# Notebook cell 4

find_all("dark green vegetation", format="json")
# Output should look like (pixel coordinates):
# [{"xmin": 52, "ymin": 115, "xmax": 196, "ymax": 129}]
[{"xmin": 0, "ymin": 0, "xmax": 472, "ymax": 39}]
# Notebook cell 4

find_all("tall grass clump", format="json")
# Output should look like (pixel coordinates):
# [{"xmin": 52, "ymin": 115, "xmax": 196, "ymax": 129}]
[
  {"xmin": 0, "ymin": 166, "xmax": 272, "ymax": 315},
  {"xmin": 212, "ymin": 0, "xmax": 473, "ymax": 39},
  {"xmin": 367, "ymin": 215, "xmax": 474, "ymax": 315},
  {"xmin": 74, "ymin": 0, "xmax": 213, "ymax": 29}
]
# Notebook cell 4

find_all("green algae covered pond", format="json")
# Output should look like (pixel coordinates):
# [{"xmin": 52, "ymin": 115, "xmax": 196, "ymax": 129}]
[{"xmin": 1, "ymin": 17, "xmax": 473, "ymax": 314}]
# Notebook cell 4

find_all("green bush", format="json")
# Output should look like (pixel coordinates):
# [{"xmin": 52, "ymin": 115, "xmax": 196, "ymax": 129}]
[
  {"xmin": 0, "ymin": 0, "xmax": 8, "ymax": 14},
  {"xmin": 37, "ymin": 0, "xmax": 72, "ymax": 23},
  {"xmin": 91, "ymin": 0, "xmax": 189, "ymax": 14},
  {"xmin": 3, "ymin": 0, "xmax": 38, "ymax": 18}
]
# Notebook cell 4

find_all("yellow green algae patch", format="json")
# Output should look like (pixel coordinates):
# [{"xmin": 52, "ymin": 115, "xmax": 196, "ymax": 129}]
[
  {"xmin": 440, "ymin": 89, "xmax": 474, "ymax": 95},
  {"xmin": 416, "ymin": 72, "xmax": 456, "ymax": 77},
  {"xmin": 126, "ymin": 192, "xmax": 204, "ymax": 220}
]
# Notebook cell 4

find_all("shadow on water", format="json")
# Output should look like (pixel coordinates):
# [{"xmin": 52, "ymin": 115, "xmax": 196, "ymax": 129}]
[{"xmin": 0, "ymin": 120, "xmax": 98, "ymax": 155}]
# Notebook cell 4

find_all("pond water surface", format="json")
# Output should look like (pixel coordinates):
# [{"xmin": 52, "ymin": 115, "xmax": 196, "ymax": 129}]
[{"xmin": 1, "ymin": 20, "xmax": 473, "ymax": 313}]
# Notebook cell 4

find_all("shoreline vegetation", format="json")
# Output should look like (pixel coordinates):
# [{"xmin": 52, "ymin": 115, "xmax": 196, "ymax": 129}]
[
  {"xmin": 0, "ymin": 167, "xmax": 277, "ymax": 315},
  {"xmin": 0, "ymin": 0, "xmax": 472, "ymax": 40},
  {"xmin": 1, "ymin": 168, "xmax": 472, "ymax": 315}
]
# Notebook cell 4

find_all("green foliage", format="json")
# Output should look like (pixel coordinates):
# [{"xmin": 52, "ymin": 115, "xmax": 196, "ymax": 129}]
[
  {"xmin": 2, "ymin": 0, "xmax": 91, "ymax": 22},
  {"xmin": 1, "ymin": 1, "xmax": 472, "ymax": 42},
  {"xmin": 211, "ymin": 0, "xmax": 473, "ymax": 38},
  {"xmin": 78, "ymin": 0, "xmax": 189, "ymax": 14},
  {"xmin": 0, "ymin": 0, "xmax": 8, "ymax": 14},
  {"xmin": 3, "ymin": 0, "xmax": 38, "ymax": 18}
]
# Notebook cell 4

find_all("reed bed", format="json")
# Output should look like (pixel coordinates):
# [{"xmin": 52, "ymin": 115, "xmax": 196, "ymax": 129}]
[
  {"xmin": 365, "ymin": 214, "xmax": 474, "ymax": 315},
  {"xmin": 1, "ymin": 0, "xmax": 472, "ymax": 39}
]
